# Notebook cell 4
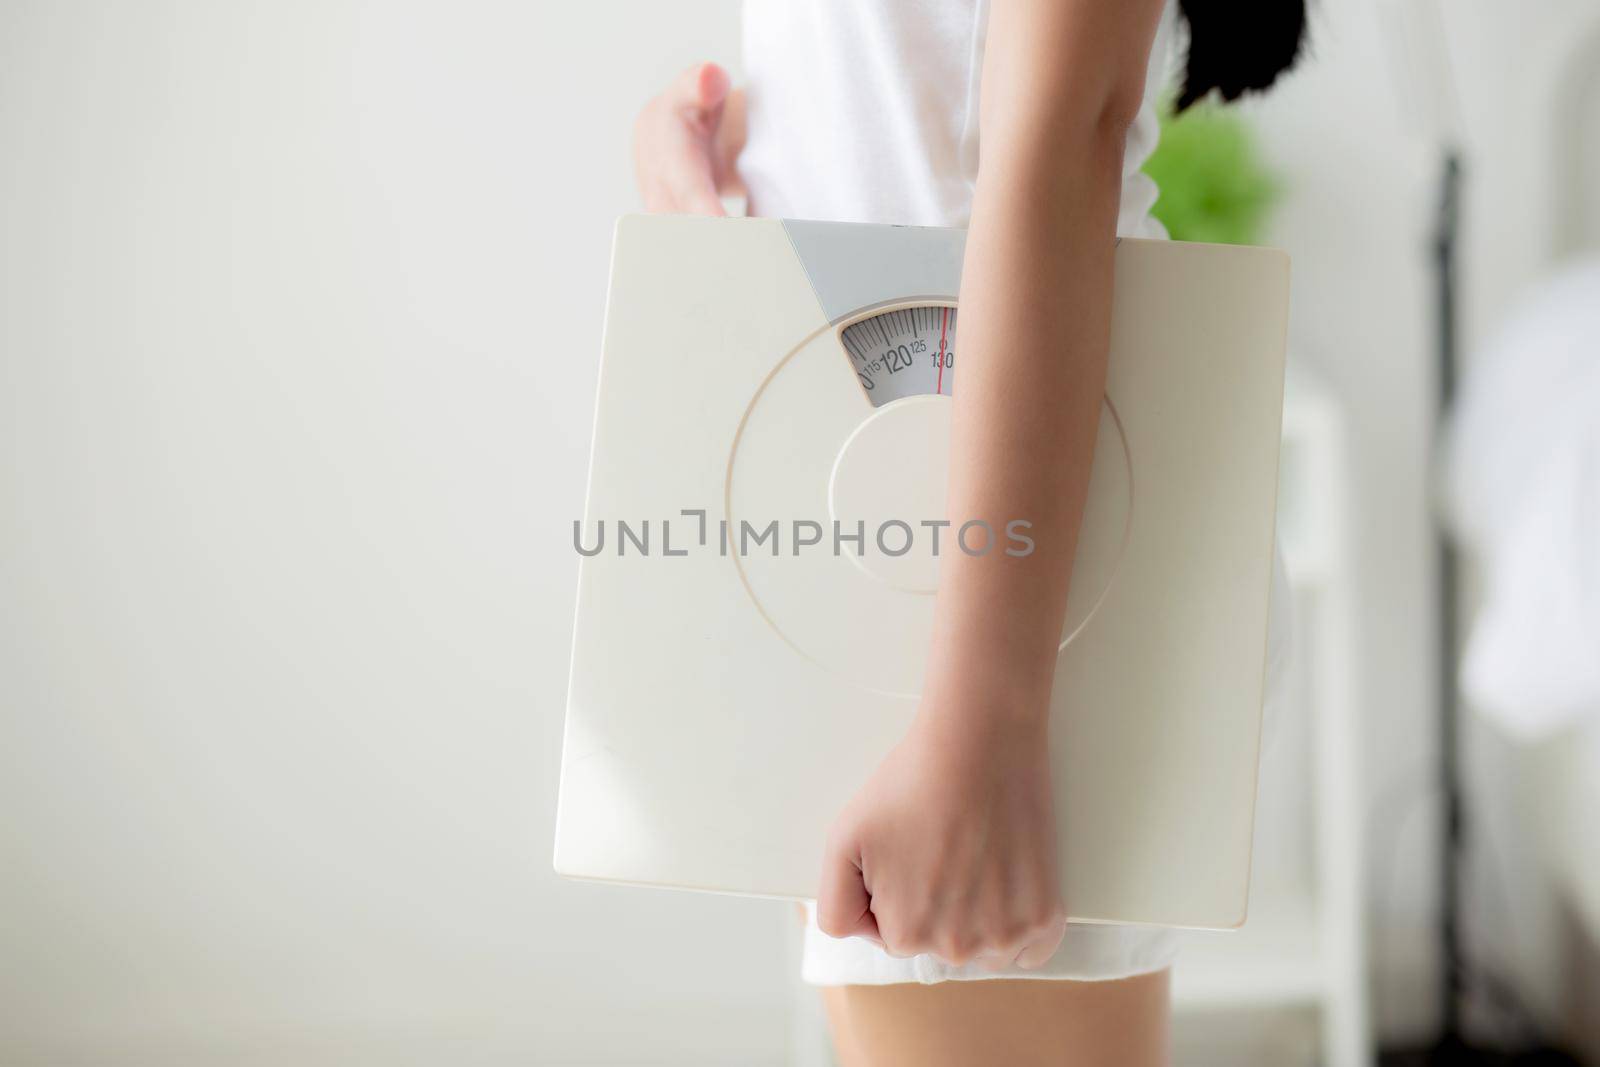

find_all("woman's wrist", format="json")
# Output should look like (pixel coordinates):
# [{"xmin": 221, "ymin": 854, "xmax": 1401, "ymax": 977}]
[
  {"xmin": 920, "ymin": 522, "xmax": 1077, "ymax": 735},
  {"xmin": 919, "ymin": 632, "xmax": 1057, "ymax": 739}
]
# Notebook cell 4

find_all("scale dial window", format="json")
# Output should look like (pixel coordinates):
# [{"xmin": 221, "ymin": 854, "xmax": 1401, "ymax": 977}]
[{"xmin": 840, "ymin": 305, "xmax": 957, "ymax": 406}]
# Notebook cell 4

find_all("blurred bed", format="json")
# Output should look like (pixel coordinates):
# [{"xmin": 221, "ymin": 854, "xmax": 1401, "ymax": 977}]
[
  {"xmin": 1443, "ymin": 23, "xmax": 1600, "ymax": 1030},
  {"xmin": 1445, "ymin": 248, "xmax": 1600, "ymax": 1051}
]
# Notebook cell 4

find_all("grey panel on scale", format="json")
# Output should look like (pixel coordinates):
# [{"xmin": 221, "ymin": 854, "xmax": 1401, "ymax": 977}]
[{"xmin": 781, "ymin": 218, "xmax": 968, "ymax": 323}]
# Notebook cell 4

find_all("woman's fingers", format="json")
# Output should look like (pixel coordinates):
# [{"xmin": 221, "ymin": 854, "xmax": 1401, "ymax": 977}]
[
  {"xmin": 669, "ymin": 63, "xmax": 729, "ymax": 215},
  {"xmin": 712, "ymin": 88, "xmax": 747, "ymax": 196},
  {"xmin": 636, "ymin": 130, "xmax": 725, "ymax": 216},
  {"xmin": 634, "ymin": 62, "xmax": 732, "ymax": 216},
  {"xmin": 816, "ymin": 832, "xmax": 882, "ymax": 945},
  {"xmin": 817, "ymin": 869, "xmax": 1067, "ymax": 970},
  {"xmin": 1014, "ymin": 916, "xmax": 1069, "ymax": 969},
  {"xmin": 662, "ymin": 147, "xmax": 726, "ymax": 216}
]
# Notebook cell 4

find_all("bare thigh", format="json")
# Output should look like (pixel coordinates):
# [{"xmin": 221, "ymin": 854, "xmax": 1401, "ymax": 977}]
[{"xmin": 821, "ymin": 971, "xmax": 1171, "ymax": 1067}]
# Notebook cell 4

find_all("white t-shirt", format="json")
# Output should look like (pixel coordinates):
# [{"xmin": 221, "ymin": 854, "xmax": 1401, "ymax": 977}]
[{"xmin": 739, "ymin": 0, "xmax": 1177, "ymax": 236}]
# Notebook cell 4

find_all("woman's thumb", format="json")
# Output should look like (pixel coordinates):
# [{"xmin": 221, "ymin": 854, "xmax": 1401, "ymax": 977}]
[
  {"xmin": 816, "ymin": 833, "xmax": 880, "ymax": 943},
  {"xmin": 674, "ymin": 61, "xmax": 730, "ymax": 112}
]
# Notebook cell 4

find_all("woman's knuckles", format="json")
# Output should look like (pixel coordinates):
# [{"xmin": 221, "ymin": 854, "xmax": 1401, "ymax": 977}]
[
  {"xmin": 877, "ymin": 916, "xmax": 933, "ymax": 956},
  {"xmin": 935, "ymin": 932, "xmax": 982, "ymax": 965},
  {"xmin": 983, "ymin": 919, "xmax": 1031, "ymax": 948},
  {"xmin": 816, "ymin": 910, "xmax": 851, "ymax": 940}
]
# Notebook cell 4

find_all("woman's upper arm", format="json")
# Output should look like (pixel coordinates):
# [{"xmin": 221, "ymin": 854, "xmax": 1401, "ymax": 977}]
[{"xmin": 982, "ymin": 0, "xmax": 1167, "ymax": 153}]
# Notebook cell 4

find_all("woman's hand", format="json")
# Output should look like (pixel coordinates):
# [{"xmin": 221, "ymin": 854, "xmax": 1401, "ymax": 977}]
[
  {"xmin": 633, "ymin": 62, "xmax": 746, "ymax": 215},
  {"xmin": 817, "ymin": 684, "xmax": 1068, "ymax": 969}
]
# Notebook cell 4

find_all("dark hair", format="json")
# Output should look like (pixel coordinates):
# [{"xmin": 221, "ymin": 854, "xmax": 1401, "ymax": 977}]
[{"xmin": 1175, "ymin": 0, "xmax": 1308, "ymax": 110}]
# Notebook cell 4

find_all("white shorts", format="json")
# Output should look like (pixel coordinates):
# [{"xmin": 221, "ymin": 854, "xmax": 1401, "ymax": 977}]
[{"xmin": 801, "ymin": 546, "xmax": 1295, "ymax": 985}]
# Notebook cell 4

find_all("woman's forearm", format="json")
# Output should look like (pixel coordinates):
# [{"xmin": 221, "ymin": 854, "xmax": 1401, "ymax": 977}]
[
  {"xmin": 928, "ymin": 135, "xmax": 1126, "ymax": 724},
  {"xmin": 926, "ymin": 0, "xmax": 1164, "ymax": 730}
]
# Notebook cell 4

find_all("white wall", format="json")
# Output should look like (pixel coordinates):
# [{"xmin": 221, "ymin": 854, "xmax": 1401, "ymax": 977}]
[{"xmin": 0, "ymin": 2, "xmax": 794, "ymax": 1064}]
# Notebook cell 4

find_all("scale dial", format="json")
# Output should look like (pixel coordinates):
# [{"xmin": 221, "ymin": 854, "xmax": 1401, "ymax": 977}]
[{"xmin": 840, "ymin": 305, "xmax": 957, "ymax": 405}]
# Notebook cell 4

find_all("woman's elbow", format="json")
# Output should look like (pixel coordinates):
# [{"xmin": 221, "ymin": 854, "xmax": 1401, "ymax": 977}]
[
  {"xmin": 1095, "ymin": 77, "xmax": 1149, "ymax": 141},
  {"xmin": 984, "ymin": 78, "xmax": 1147, "ymax": 168}
]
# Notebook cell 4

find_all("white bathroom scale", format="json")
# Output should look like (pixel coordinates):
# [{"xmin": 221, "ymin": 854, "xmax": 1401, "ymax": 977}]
[{"xmin": 554, "ymin": 215, "xmax": 1289, "ymax": 930}]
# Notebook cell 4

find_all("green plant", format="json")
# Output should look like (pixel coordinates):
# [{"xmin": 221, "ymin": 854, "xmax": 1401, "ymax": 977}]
[{"xmin": 1142, "ymin": 104, "xmax": 1280, "ymax": 245}]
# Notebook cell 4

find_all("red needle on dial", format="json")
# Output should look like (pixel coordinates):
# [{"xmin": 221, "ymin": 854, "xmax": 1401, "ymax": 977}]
[{"xmin": 936, "ymin": 307, "xmax": 949, "ymax": 395}]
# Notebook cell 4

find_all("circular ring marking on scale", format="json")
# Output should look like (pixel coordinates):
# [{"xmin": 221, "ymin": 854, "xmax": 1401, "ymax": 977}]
[
  {"xmin": 726, "ymin": 301, "xmax": 1135, "ymax": 697},
  {"xmin": 825, "ymin": 391, "xmax": 1134, "ymax": 648}
]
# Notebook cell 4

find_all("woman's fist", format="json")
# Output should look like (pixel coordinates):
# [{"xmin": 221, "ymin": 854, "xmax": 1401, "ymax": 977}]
[{"xmin": 817, "ymin": 699, "xmax": 1068, "ymax": 970}]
